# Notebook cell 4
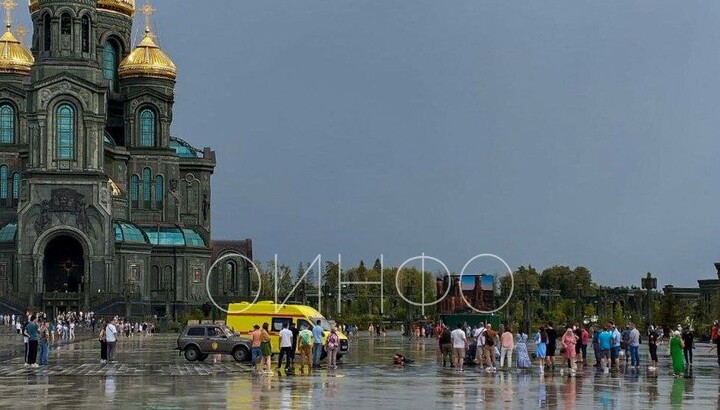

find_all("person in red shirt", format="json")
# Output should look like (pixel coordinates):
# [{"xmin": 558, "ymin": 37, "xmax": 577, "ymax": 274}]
[
  {"xmin": 580, "ymin": 325, "xmax": 590, "ymax": 367},
  {"xmin": 712, "ymin": 320, "xmax": 720, "ymax": 367}
]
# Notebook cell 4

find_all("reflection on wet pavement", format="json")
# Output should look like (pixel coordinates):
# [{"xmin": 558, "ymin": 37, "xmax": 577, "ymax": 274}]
[{"xmin": 0, "ymin": 332, "xmax": 719, "ymax": 409}]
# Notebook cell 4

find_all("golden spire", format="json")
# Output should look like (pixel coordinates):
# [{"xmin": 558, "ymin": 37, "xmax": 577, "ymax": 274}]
[
  {"xmin": 0, "ymin": 0, "xmax": 32, "ymax": 75},
  {"xmin": 141, "ymin": 1, "xmax": 155, "ymax": 33},
  {"xmin": 3, "ymin": 0, "xmax": 16, "ymax": 31},
  {"xmin": 118, "ymin": 1, "xmax": 176, "ymax": 80}
]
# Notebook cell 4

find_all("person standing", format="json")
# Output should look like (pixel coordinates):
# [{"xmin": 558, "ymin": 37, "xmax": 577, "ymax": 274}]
[
  {"xmin": 561, "ymin": 326, "xmax": 578, "ymax": 376},
  {"xmin": 450, "ymin": 323, "xmax": 467, "ymax": 372},
  {"xmin": 670, "ymin": 330, "xmax": 685, "ymax": 376},
  {"xmin": 24, "ymin": 315, "xmax": 39, "ymax": 368},
  {"xmin": 439, "ymin": 325, "xmax": 453, "ymax": 367},
  {"xmin": 38, "ymin": 320, "xmax": 50, "ymax": 366},
  {"xmin": 106, "ymin": 318, "xmax": 118, "ymax": 363},
  {"xmin": 545, "ymin": 322, "xmax": 557, "ymax": 372},
  {"xmin": 711, "ymin": 320, "xmax": 720, "ymax": 367},
  {"xmin": 312, "ymin": 320, "xmax": 325, "ymax": 369},
  {"xmin": 499, "ymin": 325, "xmax": 514, "ymax": 370},
  {"xmin": 277, "ymin": 322, "xmax": 294, "ymax": 371},
  {"xmin": 260, "ymin": 323, "xmax": 272, "ymax": 373},
  {"xmin": 250, "ymin": 325, "xmax": 262, "ymax": 372},
  {"xmin": 534, "ymin": 327, "xmax": 547, "ymax": 375},
  {"xmin": 610, "ymin": 323, "xmax": 622, "ymax": 371},
  {"xmin": 473, "ymin": 323, "xmax": 486, "ymax": 367},
  {"xmin": 298, "ymin": 325, "xmax": 313, "ymax": 372},
  {"xmin": 326, "ymin": 328, "xmax": 340, "ymax": 370},
  {"xmin": 598, "ymin": 324, "xmax": 613, "ymax": 374},
  {"xmin": 99, "ymin": 322, "xmax": 108, "ymax": 364},
  {"xmin": 289, "ymin": 322, "xmax": 299, "ymax": 371},
  {"xmin": 515, "ymin": 329, "xmax": 532, "ymax": 369},
  {"xmin": 579, "ymin": 325, "xmax": 589, "ymax": 368},
  {"xmin": 681, "ymin": 326, "xmax": 694, "ymax": 368},
  {"xmin": 647, "ymin": 326, "xmax": 660, "ymax": 371},
  {"xmin": 628, "ymin": 323, "xmax": 640, "ymax": 369},
  {"xmin": 483, "ymin": 324, "xmax": 498, "ymax": 373}
]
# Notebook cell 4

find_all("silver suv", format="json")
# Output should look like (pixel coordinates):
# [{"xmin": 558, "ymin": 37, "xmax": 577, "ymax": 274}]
[{"xmin": 176, "ymin": 324, "xmax": 251, "ymax": 362}]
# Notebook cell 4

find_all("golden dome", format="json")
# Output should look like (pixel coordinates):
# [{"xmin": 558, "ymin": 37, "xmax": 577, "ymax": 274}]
[
  {"xmin": 0, "ymin": 27, "xmax": 34, "ymax": 75},
  {"xmin": 29, "ymin": 1, "xmax": 135, "ymax": 16},
  {"xmin": 97, "ymin": 0, "xmax": 135, "ymax": 17},
  {"xmin": 118, "ymin": 29, "xmax": 176, "ymax": 80}
]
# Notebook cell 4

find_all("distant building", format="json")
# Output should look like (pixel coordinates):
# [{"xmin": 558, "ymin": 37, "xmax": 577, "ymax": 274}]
[{"xmin": 436, "ymin": 275, "xmax": 494, "ymax": 314}]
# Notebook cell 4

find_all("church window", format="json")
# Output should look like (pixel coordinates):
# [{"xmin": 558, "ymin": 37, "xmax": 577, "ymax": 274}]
[
  {"xmin": 0, "ymin": 105, "xmax": 14, "ymax": 143},
  {"xmin": 0, "ymin": 165, "xmax": 7, "ymax": 202},
  {"xmin": 142, "ymin": 167, "xmax": 152, "ymax": 209},
  {"xmin": 60, "ymin": 14, "xmax": 71, "ymax": 36},
  {"xmin": 155, "ymin": 175, "xmax": 163, "ymax": 208},
  {"xmin": 139, "ymin": 109, "xmax": 155, "ymax": 147},
  {"xmin": 151, "ymin": 266, "xmax": 160, "ymax": 291},
  {"xmin": 103, "ymin": 41, "xmax": 118, "ymax": 92},
  {"xmin": 81, "ymin": 16, "xmax": 90, "ymax": 53},
  {"xmin": 56, "ymin": 104, "xmax": 75, "ymax": 160},
  {"xmin": 12, "ymin": 172, "xmax": 20, "ymax": 201},
  {"xmin": 162, "ymin": 265, "xmax": 173, "ymax": 290},
  {"xmin": 43, "ymin": 14, "xmax": 51, "ymax": 51},
  {"xmin": 225, "ymin": 261, "xmax": 237, "ymax": 293},
  {"xmin": 130, "ymin": 175, "xmax": 139, "ymax": 208}
]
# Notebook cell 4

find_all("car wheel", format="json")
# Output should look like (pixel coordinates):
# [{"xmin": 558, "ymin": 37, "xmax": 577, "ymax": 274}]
[
  {"xmin": 184, "ymin": 345, "xmax": 200, "ymax": 362},
  {"xmin": 233, "ymin": 346, "xmax": 250, "ymax": 362},
  {"xmin": 198, "ymin": 353, "xmax": 208, "ymax": 362}
]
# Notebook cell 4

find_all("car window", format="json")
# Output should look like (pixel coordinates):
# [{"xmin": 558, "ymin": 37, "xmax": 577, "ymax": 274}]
[
  {"xmin": 298, "ymin": 319, "xmax": 311, "ymax": 330},
  {"xmin": 272, "ymin": 317, "xmax": 292, "ymax": 332},
  {"xmin": 186, "ymin": 327, "xmax": 205, "ymax": 337}
]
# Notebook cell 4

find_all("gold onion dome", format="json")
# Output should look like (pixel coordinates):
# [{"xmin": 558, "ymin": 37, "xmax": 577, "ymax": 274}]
[
  {"xmin": 0, "ymin": 26, "xmax": 33, "ymax": 75},
  {"xmin": 29, "ymin": 1, "xmax": 135, "ymax": 16},
  {"xmin": 118, "ymin": 28, "xmax": 176, "ymax": 80},
  {"xmin": 97, "ymin": 0, "xmax": 135, "ymax": 17}
]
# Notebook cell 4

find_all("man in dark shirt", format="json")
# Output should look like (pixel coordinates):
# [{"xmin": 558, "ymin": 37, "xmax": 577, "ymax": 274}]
[
  {"xmin": 647, "ymin": 326, "xmax": 659, "ymax": 370},
  {"xmin": 545, "ymin": 322, "xmax": 558, "ymax": 371},
  {"xmin": 289, "ymin": 322, "xmax": 300, "ymax": 372},
  {"xmin": 24, "ymin": 315, "xmax": 39, "ymax": 368},
  {"xmin": 439, "ymin": 326, "xmax": 453, "ymax": 367},
  {"xmin": 682, "ymin": 327, "xmax": 694, "ymax": 367}
]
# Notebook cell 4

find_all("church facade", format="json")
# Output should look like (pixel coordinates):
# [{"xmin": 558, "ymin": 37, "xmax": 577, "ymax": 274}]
[{"xmin": 0, "ymin": 0, "xmax": 251, "ymax": 317}]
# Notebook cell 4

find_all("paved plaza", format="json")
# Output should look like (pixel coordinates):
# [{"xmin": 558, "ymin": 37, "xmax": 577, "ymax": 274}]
[{"xmin": 0, "ymin": 331, "xmax": 719, "ymax": 409}]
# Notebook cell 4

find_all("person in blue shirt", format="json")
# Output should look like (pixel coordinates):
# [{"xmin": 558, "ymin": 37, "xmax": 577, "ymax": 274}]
[
  {"xmin": 597, "ymin": 324, "xmax": 613, "ymax": 374},
  {"xmin": 24, "ymin": 315, "xmax": 39, "ymax": 368},
  {"xmin": 312, "ymin": 320, "xmax": 325, "ymax": 369}
]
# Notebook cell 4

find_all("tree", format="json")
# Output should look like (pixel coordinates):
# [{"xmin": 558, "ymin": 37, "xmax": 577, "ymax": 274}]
[{"xmin": 373, "ymin": 258, "xmax": 382, "ymax": 272}]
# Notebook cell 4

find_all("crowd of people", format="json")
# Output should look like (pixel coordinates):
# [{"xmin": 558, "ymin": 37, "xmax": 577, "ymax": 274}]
[
  {"xmin": 2, "ymin": 310, "xmax": 157, "ymax": 368},
  {"xmin": 427, "ymin": 319, "xmax": 720, "ymax": 377},
  {"xmin": 250, "ymin": 320, "xmax": 343, "ymax": 375}
]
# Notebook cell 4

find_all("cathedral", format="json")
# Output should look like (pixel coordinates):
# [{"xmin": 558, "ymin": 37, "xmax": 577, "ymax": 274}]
[{"xmin": 0, "ymin": 0, "xmax": 252, "ymax": 317}]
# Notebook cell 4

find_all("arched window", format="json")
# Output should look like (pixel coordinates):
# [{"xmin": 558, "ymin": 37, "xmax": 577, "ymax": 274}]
[
  {"xmin": 0, "ymin": 105, "xmax": 14, "ymax": 143},
  {"xmin": 12, "ymin": 172, "xmax": 20, "ymax": 201},
  {"xmin": 225, "ymin": 261, "xmax": 237, "ymax": 293},
  {"xmin": 43, "ymin": 13, "xmax": 51, "ymax": 51},
  {"xmin": 139, "ymin": 109, "xmax": 155, "ymax": 147},
  {"xmin": 56, "ymin": 104, "xmax": 75, "ymax": 159},
  {"xmin": 81, "ymin": 16, "xmax": 90, "ymax": 53},
  {"xmin": 0, "ymin": 165, "xmax": 7, "ymax": 203},
  {"xmin": 142, "ymin": 167, "xmax": 151, "ymax": 209},
  {"xmin": 60, "ymin": 14, "xmax": 71, "ymax": 36},
  {"xmin": 155, "ymin": 175, "xmax": 163, "ymax": 208},
  {"xmin": 150, "ymin": 266, "xmax": 160, "ymax": 291},
  {"xmin": 130, "ymin": 174, "xmax": 139, "ymax": 208},
  {"xmin": 163, "ymin": 265, "xmax": 173, "ymax": 290},
  {"xmin": 103, "ymin": 41, "xmax": 118, "ymax": 92}
]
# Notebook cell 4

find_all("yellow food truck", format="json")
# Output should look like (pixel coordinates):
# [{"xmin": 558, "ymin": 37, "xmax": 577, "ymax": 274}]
[{"xmin": 226, "ymin": 301, "xmax": 349, "ymax": 357}]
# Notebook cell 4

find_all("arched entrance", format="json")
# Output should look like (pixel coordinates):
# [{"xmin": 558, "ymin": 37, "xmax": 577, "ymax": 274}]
[{"xmin": 44, "ymin": 236, "xmax": 85, "ymax": 293}]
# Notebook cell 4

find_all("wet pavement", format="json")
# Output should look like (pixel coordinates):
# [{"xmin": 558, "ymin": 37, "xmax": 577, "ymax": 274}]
[{"xmin": 0, "ymin": 331, "xmax": 718, "ymax": 409}]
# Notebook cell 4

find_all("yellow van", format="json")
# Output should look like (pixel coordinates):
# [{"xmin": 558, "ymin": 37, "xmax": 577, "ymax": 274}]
[{"xmin": 225, "ymin": 301, "xmax": 349, "ymax": 357}]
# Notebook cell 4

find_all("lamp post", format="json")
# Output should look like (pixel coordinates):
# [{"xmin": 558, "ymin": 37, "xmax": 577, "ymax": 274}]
[{"xmin": 522, "ymin": 280, "xmax": 531, "ymax": 334}]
